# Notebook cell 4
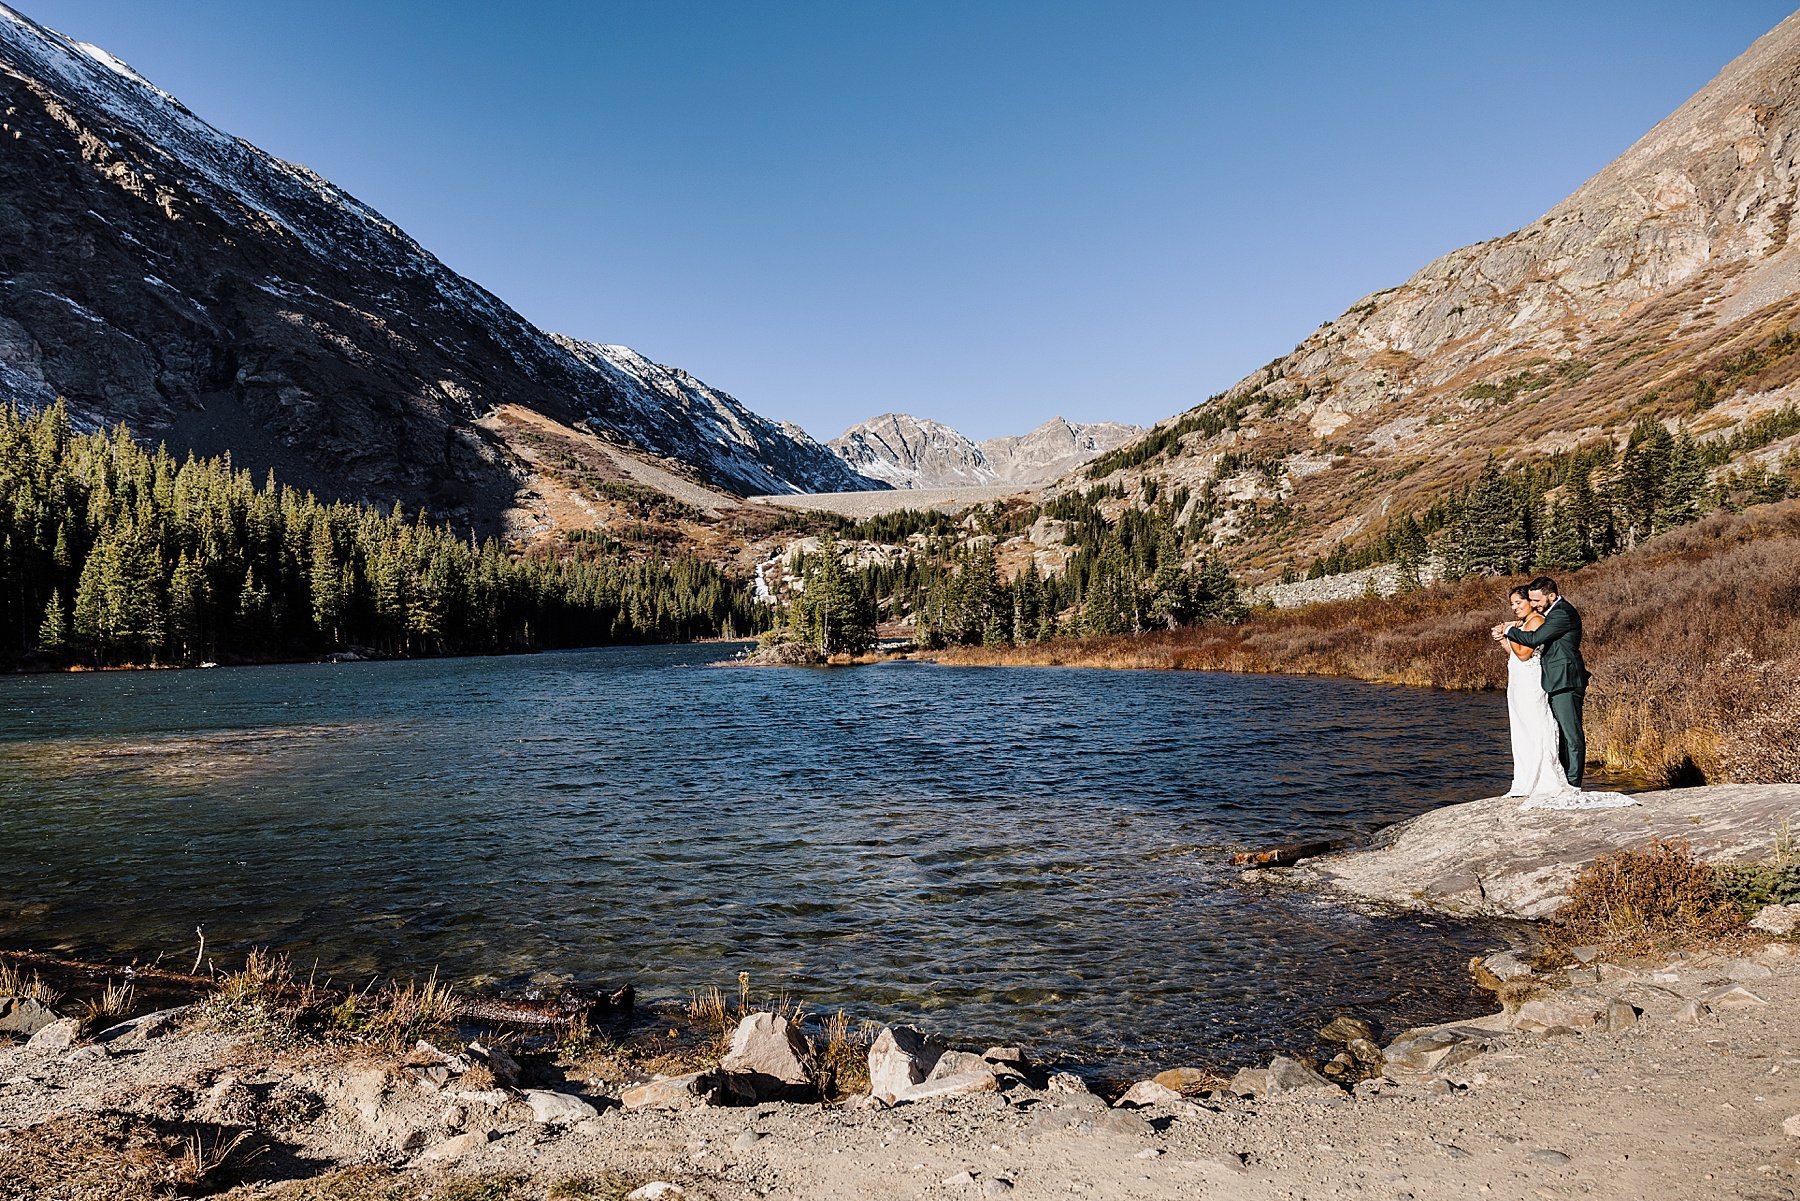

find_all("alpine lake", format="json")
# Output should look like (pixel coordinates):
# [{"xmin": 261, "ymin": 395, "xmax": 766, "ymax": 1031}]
[{"xmin": 0, "ymin": 644, "xmax": 1562, "ymax": 1074}]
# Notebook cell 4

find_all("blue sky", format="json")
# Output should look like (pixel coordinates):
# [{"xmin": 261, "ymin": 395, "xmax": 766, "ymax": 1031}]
[{"xmin": 19, "ymin": 2, "xmax": 1799, "ymax": 440}]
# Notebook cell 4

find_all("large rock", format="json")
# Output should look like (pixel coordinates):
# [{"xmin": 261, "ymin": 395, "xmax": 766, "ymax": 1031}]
[
  {"xmin": 1751, "ymin": 904, "xmax": 1800, "ymax": 935},
  {"xmin": 1310, "ymin": 785, "xmax": 1800, "ymax": 918},
  {"xmin": 95, "ymin": 1007, "xmax": 187, "ymax": 1047},
  {"xmin": 719, "ymin": 1012, "xmax": 816, "ymax": 1103},
  {"xmin": 868, "ymin": 1025, "xmax": 946, "ymax": 1103},
  {"xmin": 620, "ymin": 1072, "xmax": 716, "ymax": 1111},
  {"xmin": 1264, "ymin": 1056, "xmax": 1343, "ymax": 1097},
  {"xmin": 523, "ymin": 1089, "xmax": 599, "ymax": 1125},
  {"xmin": 1115, "ymin": 1080, "xmax": 1182, "ymax": 1108},
  {"xmin": 1508, "ymin": 989, "xmax": 1613, "ymax": 1034},
  {"xmin": 893, "ymin": 1070, "xmax": 999, "ymax": 1104},
  {"xmin": 1383, "ymin": 1026, "xmax": 1496, "ymax": 1073},
  {"xmin": 0, "ymin": 997, "xmax": 61, "ymax": 1037},
  {"xmin": 25, "ymin": 1018, "xmax": 79, "ymax": 1051}
]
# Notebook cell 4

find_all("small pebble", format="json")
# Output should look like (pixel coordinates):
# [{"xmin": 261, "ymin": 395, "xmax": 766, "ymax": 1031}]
[
  {"xmin": 983, "ymin": 1180, "xmax": 1014, "ymax": 1197},
  {"xmin": 1528, "ymin": 1148, "xmax": 1571, "ymax": 1166},
  {"xmin": 734, "ymin": 1129, "xmax": 764, "ymax": 1149}
]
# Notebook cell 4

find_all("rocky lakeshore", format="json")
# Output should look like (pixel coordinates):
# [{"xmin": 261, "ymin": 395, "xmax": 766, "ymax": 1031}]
[{"xmin": 5, "ymin": 783, "xmax": 1800, "ymax": 1200}]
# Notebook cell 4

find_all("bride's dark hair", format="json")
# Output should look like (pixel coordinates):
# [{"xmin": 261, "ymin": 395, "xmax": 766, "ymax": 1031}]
[{"xmin": 1508, "ymin": 585, "xmax": 1530, "ymax": 601}]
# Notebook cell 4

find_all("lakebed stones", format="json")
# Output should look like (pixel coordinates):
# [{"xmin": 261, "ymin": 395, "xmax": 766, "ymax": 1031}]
[
  {"xmin": 0, "ymin": 996, "xmax": 61, "ymax": 1037},
  {"xmin": 1320, "ymin": 1015, "xmax": 1376, "ymax": 1044},
  {"xmin": 720, "ymin": 1012, "xmax": 816, "ymax": 1103}
]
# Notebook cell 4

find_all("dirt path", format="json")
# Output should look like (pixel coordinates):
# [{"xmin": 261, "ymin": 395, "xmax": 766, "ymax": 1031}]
[{"xmin": 4, "ymin": 942, "xmax": 1800, "ymax": 1199}]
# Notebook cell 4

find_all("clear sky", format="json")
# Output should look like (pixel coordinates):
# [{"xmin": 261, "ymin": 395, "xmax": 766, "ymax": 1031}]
[{"xmin": 16, "ymin": 1, "xmax": 1799, "ymax": 440}]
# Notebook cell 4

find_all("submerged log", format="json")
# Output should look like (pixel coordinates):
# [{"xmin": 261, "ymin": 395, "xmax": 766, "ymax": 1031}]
[
  {"xmin": 1231, "ymin": 840, "xmax": 1338, "ymax": 868},
  {"xmin": 452, "ymin": 985, "xmax": 635, "ymax": 1029}
]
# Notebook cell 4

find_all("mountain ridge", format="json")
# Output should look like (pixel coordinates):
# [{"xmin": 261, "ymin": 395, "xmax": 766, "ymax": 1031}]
[
  {"xmin": 1069, "ymin": 10, "xmax": 1800, "ymax": 576},
  {"xmin": 0, "ymin": 3, "xmax": 878, "ymax": 533}
]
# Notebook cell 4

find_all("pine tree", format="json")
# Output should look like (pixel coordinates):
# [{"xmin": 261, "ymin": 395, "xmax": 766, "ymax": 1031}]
[{"xmin": 36, "ymin": 588, "xmax": 67, "ymax": 655}]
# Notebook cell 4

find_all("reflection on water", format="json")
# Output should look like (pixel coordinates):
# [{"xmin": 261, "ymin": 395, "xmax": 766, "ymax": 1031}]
[{"xmin": 0, "ymin": 646, "xmax": 1522, "ymax": 1068}]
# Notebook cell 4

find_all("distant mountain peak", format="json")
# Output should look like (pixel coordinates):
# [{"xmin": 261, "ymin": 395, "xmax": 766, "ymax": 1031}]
[{"xmin": 829, "ymin": 413, "xmax": 1140, "ymax": 489}]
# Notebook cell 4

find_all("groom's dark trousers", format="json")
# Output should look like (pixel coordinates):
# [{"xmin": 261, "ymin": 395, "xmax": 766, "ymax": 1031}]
[{"xmin": 1504, "ymin": 598, "xmax": 1591, "ymax": 787}]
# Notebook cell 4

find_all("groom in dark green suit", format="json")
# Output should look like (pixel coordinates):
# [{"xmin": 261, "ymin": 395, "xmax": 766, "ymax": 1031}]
[{"xmin": 1493, "ymin": 576, "xmax": 1591, "ymax": 787}]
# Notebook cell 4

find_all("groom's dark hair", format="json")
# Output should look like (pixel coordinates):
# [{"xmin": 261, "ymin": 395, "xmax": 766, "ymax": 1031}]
[{"xmin": 1528, "ymin": 576, "xmax": 1559, "ymax": 595}]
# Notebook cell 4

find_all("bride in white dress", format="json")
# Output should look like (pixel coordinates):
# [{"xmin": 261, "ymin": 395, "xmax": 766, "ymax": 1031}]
[{"xmin": 1501, "ymin": 587, "xmax": 1634, "ymax": 811}]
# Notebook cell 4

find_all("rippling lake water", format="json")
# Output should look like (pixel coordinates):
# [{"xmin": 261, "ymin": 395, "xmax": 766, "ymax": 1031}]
[{"xmin": 1, "ymin": 645, "xmax": 1530, "ymax": 1070}]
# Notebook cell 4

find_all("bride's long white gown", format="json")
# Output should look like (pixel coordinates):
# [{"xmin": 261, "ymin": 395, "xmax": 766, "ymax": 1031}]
[{"xmin": 1504, "ymin": 644, "xmax": 1634, "ymax": 811}]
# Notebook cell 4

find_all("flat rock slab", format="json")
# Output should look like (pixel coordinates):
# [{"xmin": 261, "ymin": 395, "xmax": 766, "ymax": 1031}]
[{"xmin": 1308, "ymin": 784, "xmax": 1800, "ymax": 919}]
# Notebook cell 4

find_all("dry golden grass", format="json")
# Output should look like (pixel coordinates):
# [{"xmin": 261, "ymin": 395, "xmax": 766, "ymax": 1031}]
[
  {"xmin": 0, "ymin": 960, "xmax": 63, "ymax": 1007},
  {"xmin": 813, "ymin": 1009, "xmax": 874, "ymax": 1102},
  {"xmin": 939, "ymin": 500, "xmax": 1800, "ymax": 786},
  {"xmin": 199, "ymin": 949, "xmax": 458, "ymax": 1052},
  {"xmin": 0, "ymin": 1111, "xmax": 260, "ymax": 1201},
  {"xmin": 1547, "ymin": 839, "xmax": 1750, "ymax": 960},
  {"xmin": 78, "ymin": 980, "xmax": 135, "ymax": 1032}
]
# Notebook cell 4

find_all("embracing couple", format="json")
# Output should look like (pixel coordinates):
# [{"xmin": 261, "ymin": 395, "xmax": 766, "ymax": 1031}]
[{"xmin": 1489, "ymin": 576, "xmax": 1632, "ymax": 812}]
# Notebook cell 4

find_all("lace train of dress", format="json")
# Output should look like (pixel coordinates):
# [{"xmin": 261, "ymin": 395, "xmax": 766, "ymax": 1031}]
[{"xmin": 1504, "ymin": 645, "xmax": 1634, "ymax": 811}]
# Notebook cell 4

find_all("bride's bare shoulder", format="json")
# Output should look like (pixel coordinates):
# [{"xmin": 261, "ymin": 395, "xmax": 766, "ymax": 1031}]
[{"xmin": 1522, "ymin": 612, "xmax": 1546, "ymax": 630}]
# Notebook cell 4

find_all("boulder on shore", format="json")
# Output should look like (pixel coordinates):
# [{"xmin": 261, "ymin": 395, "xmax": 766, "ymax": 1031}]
[
  {"xmin": 868, "ymin": 1025, "xmax": 947, "ymax": 1103},
  {"xmin": 719, "ymin": 1012, "xmax": 816, "ymax": 1103}
]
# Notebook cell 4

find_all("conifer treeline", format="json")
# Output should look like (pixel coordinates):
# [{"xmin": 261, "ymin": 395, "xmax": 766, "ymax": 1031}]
[
  {"xmin": 776, "ymin": 491, "xmax": 1246, "ymax": 654},
  {"xmin": 1299, "ymin": 409, "xmax": 1800, "ymax": 583},
  {"xmin": 1, "ymin": 402, "xmax": 765, "ymax": 668}
]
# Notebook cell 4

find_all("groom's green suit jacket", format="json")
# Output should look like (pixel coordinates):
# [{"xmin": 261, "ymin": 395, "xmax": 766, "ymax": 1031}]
[{"xmin": 1504, "ymin": 598, "xmax": 1591, "ymax": 695}]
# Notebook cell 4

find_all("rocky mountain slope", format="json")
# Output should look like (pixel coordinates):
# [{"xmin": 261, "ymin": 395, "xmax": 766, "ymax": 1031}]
[
  {"xmin": 0, "ymin": 3, "xmax": 875, "ymax": 533},
  {"xmin": 830, "ymin": 413, "xmax": 1138, "ymax": 489},
  {"xmin": 1076, "ymin": 10, "xmax": 1800, "ymax": 576}
]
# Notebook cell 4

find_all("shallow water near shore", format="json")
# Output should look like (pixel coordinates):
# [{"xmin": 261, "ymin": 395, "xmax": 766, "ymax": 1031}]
[{"xmin": 2, "ymin": 645, "xmax": 1542, "ymax": 1070}]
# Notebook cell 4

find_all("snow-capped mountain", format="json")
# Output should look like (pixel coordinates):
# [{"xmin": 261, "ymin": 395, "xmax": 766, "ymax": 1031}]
[
  {"xmin": 0, "ymin": 3, "xmax": 876, "ymax": 525},
  {"xmin": 830, "ymin": 413, "xmax": 1141, "ymax": 489}
]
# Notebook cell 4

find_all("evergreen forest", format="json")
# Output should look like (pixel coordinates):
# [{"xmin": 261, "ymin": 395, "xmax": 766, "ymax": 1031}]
[{"xmin": 0, "ymin": 402, "xmax": 766, "ymax": 669}]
